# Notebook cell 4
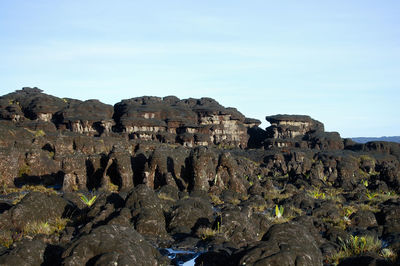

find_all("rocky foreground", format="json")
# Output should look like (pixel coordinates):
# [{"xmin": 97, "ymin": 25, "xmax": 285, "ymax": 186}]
[{"xmin": 0, "ymin": 87, "xmax": 399, "ymax": 265}]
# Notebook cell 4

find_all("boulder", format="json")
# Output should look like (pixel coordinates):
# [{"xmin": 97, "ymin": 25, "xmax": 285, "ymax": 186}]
[
  {"xmin": 237, "ymin": 223, "xmax": 323, "ymax": 266},
  {"xmin": 61, "ymin": 225, "xmax": 164, "ymax": 265},
  {"xmin": 0, "ymin": 239, "xmax": 47, "ymax": 266},
  {"xmin": 5, "ymin": 192, "xmax": 69, "ymax": 230},
  {"xmin": 124, "ymin": 185, "xmax": 168, "ymax": 238}
]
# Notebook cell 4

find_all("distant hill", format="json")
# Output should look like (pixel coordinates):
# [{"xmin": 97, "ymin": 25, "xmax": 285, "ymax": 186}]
[{"xmin": 351, "ymin": 136, "xmax": 400, "ymax": 143}]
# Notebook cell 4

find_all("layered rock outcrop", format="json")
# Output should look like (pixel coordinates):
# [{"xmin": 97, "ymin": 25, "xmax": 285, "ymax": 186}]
[
  {"xmin": 0, "ymin": 87, "xmax": 399, "ymax": 194},
  {"xmin": 113, "ymin": 96, "xmax": 258, "ymax": 148},
  {"xmin": 0, "ymin": 88, "xmax": 259, "ymax": 148},
  {"xmin": 264, "ymin": 114, "xmax": 344, "ymax": 150}
]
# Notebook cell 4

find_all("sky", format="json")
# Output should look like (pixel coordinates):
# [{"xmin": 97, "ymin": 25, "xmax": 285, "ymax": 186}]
[{"xmin": 0, "ymin": 0, "xmax": 399, "ymax": 138}]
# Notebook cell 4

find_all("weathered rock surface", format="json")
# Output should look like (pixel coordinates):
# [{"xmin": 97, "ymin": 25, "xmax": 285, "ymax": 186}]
[
  {"xmin": 0, "ymin": 192, "xmax": 70, "ymax": 230},
  {"xmin": 236, "ymin": 223, "xmax": 323, "ymax": 266},
  {"xmin": 0, "ymin": 239, "xmax": 47, "ymax": 266},
  {"xmin": 61, "ymin": 225, "xmax": 164, "ymax": 265}
]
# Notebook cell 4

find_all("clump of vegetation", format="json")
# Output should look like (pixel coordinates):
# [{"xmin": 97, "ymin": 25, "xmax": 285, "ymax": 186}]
[
  {"xmin": 209, "ymin": 194, "xmax": 224, "ymax": 205},
  {"xmin": 380, "ymin": 248, "xmax": 397, "ymax": 262},
  {"xmin": 108, "ymin": 182, "xmax": 119, "ymax": 192},
  {"xmin": 324, "ymin": 187, "xmax": 344, "ymax": 203},
  {"xmin": 264, "ymin": 188, "xmax": 292, "ymax": 201},
  {"xmin": 78, "ymin": 193, "xmax": 97, "ymax": 207},
  {"xmin": 24, "ymin": 128, "xmax": 45, "ymax": 137},
  {"xmin": 24, "ymin": 221, "xmax": 52, "ymax": 235},
  {"xmin": 226, "ymin": 197, "xmax": 240, "ymax": 205},
  {"xmin": 0, "ymin": 217, "xmax": 70, "ymax": 248},
  {"xmin": 18, "ymin": 163, "xmax": 31, "ymax": 177},
  {"xmin": 4, "ymin": 185, "xmax": 57, "ymax": 195},
  {"xmin": 322, "ymin": 217, "xmax": 349, "ymax": 231},
  {"xmin": 196, "ymin": 227, "xmax": 218, "ymax": 241},
  {"xmin": 328, "ymin": 235, "xmax": 389, "ymax": 265},
  {"xmin": 47, "ymin": 151, "xmax": 55, "ymax": 159},
  {"xmin": 23, "ymin": 217, "xmax": 70, "ymax": 236},
  {"xmin": 274, "ymin": 205, "xmax": 284, "ymax": 219},
  {"xmin": 12, "ymin": 193, "xmax": 27, "ymax": 205},
  {"xmin": 0, "ymin": 185, "xmax": 57, "ymax": 204},
  {"xmin": 308, "ymin": 186, "xmax": 326, "ymax": 199},
  {"xmin": 0, "ymin": 231, "xmax": 15, "ymax": 248},
  {"xmin": 35, "ymin": 129, "xmax": 46, "ymax": 137},
  {"xmin": 253, "ymin": 203, "xmax": 267, "ymax": 213},
  {"xmin": 342, "ymin": 205, "xmax": 356, "ymax": 219},
  {"xmin": 22, "ymin": 185, "xmax": 57, "ymax": 194},
  {"xmin": 158, "ymin": 193, "xmax": 177, "ymax": 202},
  {"xmin": 361, "ymin": 179, "xmax": 369, "ymax": 187},
  {"xmin": 358, "ymin": 203, "xmax": 380, "ymax": 213},
  {"xmin": 366, "ymin": 191, "xmax": 378, "ymax": 201}
]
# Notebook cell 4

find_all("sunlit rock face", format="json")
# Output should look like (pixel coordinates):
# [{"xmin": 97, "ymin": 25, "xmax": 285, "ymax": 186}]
[
  {"xmin": 55, "ymin": 99, "xmax": 115, "ymax": 136},
  {"xmin": 266, "ymin": 115, "xmax": 324, "ymax": 139},
  {"xmin": 0, "ymin": 88, "xmax": 260, "ymax": 148},
  {"xmin": 113, "ymin": 96, "xmax": 260, "ymax": 148},
  {"xmin": 0, "ymin": 87, "xmax": 67, "ymax": 123},
  {"xmin": 264, "ymin": 114, "xmax": 343, "ymax": 150}
]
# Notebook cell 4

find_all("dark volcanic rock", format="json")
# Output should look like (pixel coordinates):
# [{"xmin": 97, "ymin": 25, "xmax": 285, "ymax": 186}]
[
  {"xmin": 0, "ymin": 87, "xmax": 67, "ymax": 122},
  {"xmin": 266, "ymin": 114, "xmax": 325, "ymax": 139},
  {"xmin": 236, "ymin": 223, "xmax": 323, "ymax": 266},
  {"xmin": 0, "ymin": 192, "xmax": 69, "ymax": 230},
  {"xmin": 264, "ymin": 114, "xmax": 344, "ymax": 150},
  {"xmin": 0, "ymin": 239, "xmax": 47, "ymax": 266},
  {"xmin": 124, "ymin": 184, "xmax": 168, "ymax": 238},
  {"xmin": 55, "ymin": 99, "xmax": 114, "ymax": 136},
  {"xmin": 168, "ymin": 196, "xmax": 214, "ymax": 235},
  {"xmin": 61, "ymin": 224, "xmax": 165, "ymax": 265},
  {"xmin": 113, "ymin": 96, "xmax": 259, "ymax": 148}
]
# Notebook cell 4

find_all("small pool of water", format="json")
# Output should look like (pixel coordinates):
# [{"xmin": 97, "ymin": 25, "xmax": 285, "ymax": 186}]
[{"xmin": 159, "ymin": 248, "xmax": 203, "ymax": 266}]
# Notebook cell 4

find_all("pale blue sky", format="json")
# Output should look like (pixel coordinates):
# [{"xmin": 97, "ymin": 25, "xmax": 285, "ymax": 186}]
[{"xmin": 0, "ymin": 0, "xmax": 399, "ymax": 137}]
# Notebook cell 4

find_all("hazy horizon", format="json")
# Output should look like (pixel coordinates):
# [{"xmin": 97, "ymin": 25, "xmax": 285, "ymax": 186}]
[{"xmin": 1, "ymin": 1, "xmax": 399, "ymax": 138}]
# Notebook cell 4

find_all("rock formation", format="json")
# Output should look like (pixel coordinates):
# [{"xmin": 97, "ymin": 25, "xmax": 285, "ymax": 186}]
[{"xmin": 0, "ymin": 87, "xmax": 399, "ymax": 265}]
